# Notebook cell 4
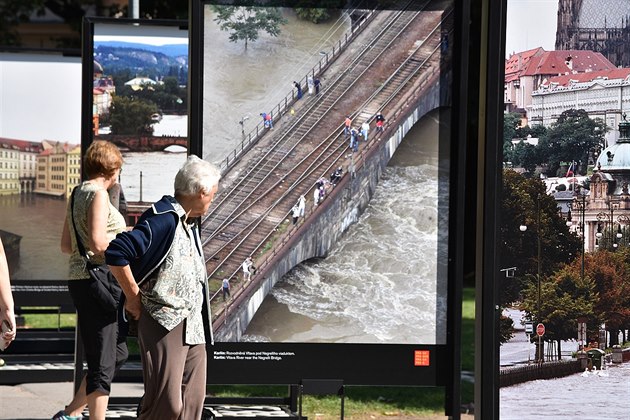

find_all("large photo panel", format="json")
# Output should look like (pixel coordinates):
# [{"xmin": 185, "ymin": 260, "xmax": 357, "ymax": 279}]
[
  {"xmin": 82, "ymin": 18, "xmax": 189, "ymax": 225},
  {"xmin": 0, "ymin": 49, "xmax": 81, "ymax": 281},
  {"xmin": 191, "ymin": 0, "xmax": 456, "ymax": 385}
]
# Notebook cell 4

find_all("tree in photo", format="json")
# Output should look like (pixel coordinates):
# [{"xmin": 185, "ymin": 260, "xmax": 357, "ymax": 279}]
[
  {"xmin": 212, "ymin": 5, "xmax": 288, "ymax": 49},
  {"xmin": 109, "ymin": 96, "xmax": 158, "ymax": 135},
  {"xmin": 295, "ymin": 8, "xmax": 333, "ymax": 23}
]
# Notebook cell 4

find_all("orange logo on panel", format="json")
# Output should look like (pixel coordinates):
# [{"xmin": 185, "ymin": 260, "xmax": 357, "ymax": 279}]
[{"xmin": 414, "ymin": 350, "xmax": 430, "ymax": 366}]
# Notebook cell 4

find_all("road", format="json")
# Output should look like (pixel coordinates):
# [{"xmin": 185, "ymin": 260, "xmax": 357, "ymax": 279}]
[{"xmin": 501, "ymin": 308, "xmax": 579, "ymax": 367}]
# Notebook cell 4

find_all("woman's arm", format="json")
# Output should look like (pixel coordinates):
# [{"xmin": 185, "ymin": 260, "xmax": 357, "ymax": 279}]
[
  {"xmin": 0, "ymin": 238, "xmax": 16, "ymax": 346},
  {"xmin": 108, "ymin": 265, "xmax": 142, "ymax": 320},
  {"xmin": 60, "ymin": 217, "xmax": 72, "ymax": 254},
  {"xmin": 87, "ymin": 189, "xmax": 111, "ymax": 255}
]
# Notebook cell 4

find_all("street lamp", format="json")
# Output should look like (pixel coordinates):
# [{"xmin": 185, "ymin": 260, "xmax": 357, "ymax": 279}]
[
  {"xmin": 572, "ymin": 190, "xmax": 587, "ymax": 287},
  {"xmin": 522, "ymin": 197, "xmax": 543, "ymax": 362},
  {"xmin": 597, "ymin": 200, "xmax": 621, "ymax": 250},
  {"xmin": 536, "ymin": 197, "xmax": 542, "ymax": 362}
]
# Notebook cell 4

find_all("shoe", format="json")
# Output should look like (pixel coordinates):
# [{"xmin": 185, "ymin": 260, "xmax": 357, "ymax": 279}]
[{"xmin": 52, "ymin": 410, "xmax": 83, "ymax": 420}]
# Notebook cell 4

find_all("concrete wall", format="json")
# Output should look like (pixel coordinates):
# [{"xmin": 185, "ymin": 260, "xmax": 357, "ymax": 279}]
[{"xmin": 216, "ymin": 80, "xmax": 443, "ymax": 342}]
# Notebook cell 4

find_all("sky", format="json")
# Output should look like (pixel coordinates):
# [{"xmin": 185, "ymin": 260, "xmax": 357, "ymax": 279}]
[
  {"xmin": 94, "ymin": 35, "xmax": 188, "ymax": 45},
  {"xmin": 0, "ymin": 53, "xmax": 82, "ymax": 143},
  {"xmin": 0, "ymin": 31, "xmax": 187, "ymax": 144},
  {"xmin": 505, "ymin": 0, "xmax": 559, "ymax": 57}
]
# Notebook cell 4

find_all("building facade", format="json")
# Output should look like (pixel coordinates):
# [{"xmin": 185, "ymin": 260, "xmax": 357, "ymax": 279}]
[
  {"xmin": 0, "ymin": 138, "xmax": 44, "ymax": 195},
  {"xmin": 529, "ymin": 69, "xmax": 630, "ymax": 146},
  {"xmin": 35, "ymin": 142, "xmax": 80, "ymax": 197},
  {"xmin": 504, "ymin": 49, "xmax": 615, "ymax": 116},
  {"xmin": 571, "ymin": 118, "xmax": 630, "ymax": 253}
]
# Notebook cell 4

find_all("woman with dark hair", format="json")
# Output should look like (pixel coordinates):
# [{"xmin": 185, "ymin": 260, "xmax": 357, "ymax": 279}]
[{"xmin": 56, "ymin": 140, "xmax": 127, "ymax": 420}]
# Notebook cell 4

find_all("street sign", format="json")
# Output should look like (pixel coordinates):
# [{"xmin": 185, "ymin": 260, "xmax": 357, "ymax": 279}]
[
  {"xmin": 525, "ymin": 322, "xmax": 533, "ymax": 334},
  {"xmin": 536, "ymin": 323, "xmax": 545, "ymax": 336}
]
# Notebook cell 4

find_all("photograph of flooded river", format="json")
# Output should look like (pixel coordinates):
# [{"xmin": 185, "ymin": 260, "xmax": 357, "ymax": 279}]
[{"xmin": 243, "ymin": 111, "xmax": 447, "ymax": 344}]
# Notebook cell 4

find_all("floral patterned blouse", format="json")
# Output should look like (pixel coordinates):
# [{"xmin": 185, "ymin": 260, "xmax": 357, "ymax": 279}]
[
  {"xmin": 67, "ymin": 182, "xmax": 126, "ymax": 280},
  {"xmin": 140, "ymin": 205, "xmax": 207, "ymax": 345}
]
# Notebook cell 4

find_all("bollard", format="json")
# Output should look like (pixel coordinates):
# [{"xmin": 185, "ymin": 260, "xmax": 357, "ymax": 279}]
[{"xmin": 577, "ymin": 351, "xmax": 588, "ymax": 370}]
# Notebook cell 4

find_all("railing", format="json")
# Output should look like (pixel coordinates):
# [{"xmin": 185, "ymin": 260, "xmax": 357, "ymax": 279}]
[
  {"xmin": 219, "ymin": 9, "xmax": 377, "ymax": 172},
  {"xmin": 499, "ymin": 360, "xmax": 582, "ymax": 387}
]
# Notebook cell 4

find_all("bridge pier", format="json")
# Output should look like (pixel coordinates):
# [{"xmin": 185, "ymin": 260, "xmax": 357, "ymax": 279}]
[{"xmin": 215, "ymin": 78, "xmax": 445, "ymax": 342}]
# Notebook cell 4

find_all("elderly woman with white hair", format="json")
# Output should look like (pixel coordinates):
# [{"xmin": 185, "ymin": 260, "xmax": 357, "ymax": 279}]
[{"xmin": 106, "ymin": 155, "xmax": 221, "ymax": 420}]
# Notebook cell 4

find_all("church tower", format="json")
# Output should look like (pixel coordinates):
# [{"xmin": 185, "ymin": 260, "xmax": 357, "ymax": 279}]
[{"xmin": 555, "ymin": 0, "xmax": 630, "ymax": 67}]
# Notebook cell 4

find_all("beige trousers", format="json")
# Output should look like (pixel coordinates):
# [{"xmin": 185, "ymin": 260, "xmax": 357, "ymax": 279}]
[{"xmin": 137, "ymin": 309, "xmax": 207, "ymax": 420}]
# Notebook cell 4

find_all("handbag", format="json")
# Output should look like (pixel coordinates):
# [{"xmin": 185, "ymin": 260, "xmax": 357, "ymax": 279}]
[{"xmin": 70, "ymin": 187, "xmax": 122, "ymax": 313}]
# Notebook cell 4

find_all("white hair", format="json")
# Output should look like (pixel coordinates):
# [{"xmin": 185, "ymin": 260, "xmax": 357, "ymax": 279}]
[{"xmin": 174, "ymin": 155, "xmax": 221, "ymax": 196}]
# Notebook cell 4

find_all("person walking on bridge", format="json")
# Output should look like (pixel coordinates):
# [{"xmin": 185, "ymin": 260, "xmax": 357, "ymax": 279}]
[
  {"xmin": 293, "ymin": 81, "xmax": 302, "ymax": 100},
  {"xmin": 375, "ymin": 112, "xmax": 386, "ymax": 133},
  {"xmin": 344, "ymin": 115, "xmax": 352, "ymax": 137},
  {"xmin": 242, "ymin": 256, "xmax": 255, "ymax": 282},
  {"xmin": 291, "ymin": 204, "xmax": 300, "ymax": 225},
  {"xmin": 307, "ymin": 75, "xmax": 315, "ymax": 95},
  {"xmin": 222, "ymin": 278, "xmax": 231, "ymax": 301},
  {"xmin": 298, "ymin": 195, "xmax": 306, "ymax": 217},
  {"xmin": 361, "ymin": 120, "xmax": 370, "ymax": 142},
  {"xmin": 350, "ymin": 127, "xmax": 359, "ymax": 152}
]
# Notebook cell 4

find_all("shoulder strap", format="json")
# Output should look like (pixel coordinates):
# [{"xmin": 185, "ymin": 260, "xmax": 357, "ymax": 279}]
[{"xmin": 70, "ymin": 186, "xmax": 90, "ymax": 260}]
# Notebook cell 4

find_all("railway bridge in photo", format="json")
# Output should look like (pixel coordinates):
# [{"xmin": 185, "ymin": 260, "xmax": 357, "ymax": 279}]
[
  {"xmin": 202, "ymin": 2, "xmax": 454, "ymax": 341},
  {"xmin": 95, "ymin": 133, "xmax": 187, "ymax": 152}
]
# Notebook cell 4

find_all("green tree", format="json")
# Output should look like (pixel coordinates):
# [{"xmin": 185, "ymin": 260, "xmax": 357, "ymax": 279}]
[
  {"xmin": 537, "ymin": 109, "xmax": 607, "ymax": 176},
  {"xmin": 498, "ymin": 171, "xmax": 582, "ymax": 344},
  {"xmin": 212, "ymin": 5, "xmax": 288, "ymax": 50},
  {"xmin": 521, "ymin": 263, "xmax": 598, "ymax": 359},
  {"xmin": 295, "ymin": 8, "xmax": 333, "ymax": 23},
  {"xmin": 502, "ymin": 112, "xmax": 521, "ymax": 164},
  {"xmin": 109, "ymin": 96, "xmax": 158, "ymax": 135},
  {"xmin": 587, "ymin": 249, "xmax": 630, "ymax": 346},
  {"xmin": 517, "ymin": 123, "xmax": 546, "ymax": 139},
  {"xmin": 510, "ymin": 141, "xmax": 538, "ymax": 175}
]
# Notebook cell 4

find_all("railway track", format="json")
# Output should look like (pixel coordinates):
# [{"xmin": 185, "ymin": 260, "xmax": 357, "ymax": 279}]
[{"xmin": 200, "ymin": 1, "xmax": 453, "ymax": 332}]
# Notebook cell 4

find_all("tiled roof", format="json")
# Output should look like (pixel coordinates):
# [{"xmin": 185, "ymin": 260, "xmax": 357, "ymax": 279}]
[
  {"xmin": 38, "ymin": 141, "xmax": 79, "ymax": 156},
  {"xmin": 522, "ymin": 50, "xmax": 615, "ymax": 77},
  {"xmin": 505, "ymin": 47, "xmax": 545, "ymax": 82},
  {"xmin": 0, "ymin": 138, "xmax": 43, "ymax": 153},
  {"xmin": 543, "ymin": 68, "xmax": 630, "ymax": 87}
]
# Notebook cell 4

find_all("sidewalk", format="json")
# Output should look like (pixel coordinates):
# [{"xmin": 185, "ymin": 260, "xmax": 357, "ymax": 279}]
[{"xmin": 0, "ymin": 382, "xmax": 144, "ymax": 420}]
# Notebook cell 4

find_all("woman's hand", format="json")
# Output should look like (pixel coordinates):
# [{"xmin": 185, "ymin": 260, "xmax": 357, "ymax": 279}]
[
  {"xmin": 108, "ymin": 265, "xmax": 141, "ymax": 319},
  {"xmin": 1, "ymin": 310, "xmax": 16, "ymax": 349},
  {"xmin": 124, "ymin": 293, "xmax": 142, "ymax": 320}
]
